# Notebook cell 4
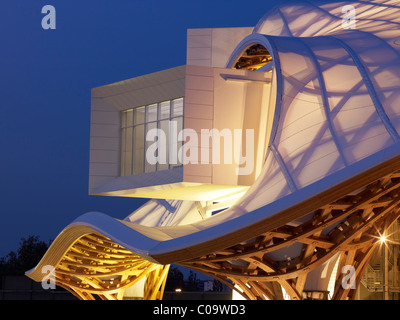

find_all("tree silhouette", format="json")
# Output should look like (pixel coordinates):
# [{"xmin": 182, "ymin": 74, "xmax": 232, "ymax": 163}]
[
  {"xmin": 186, "ymin": 270, "xmax": 198, "ymax": 291},
  {"xmin": 164, "ymin": 265, "xmax": 185, "ymax": 291},
  {"xmin": 0, "ymin": 236, "xmax": 50, "ymax": 275},
  {"xmin": 212, "ymin": 279, "xmax": 223, "ymax": 292}
]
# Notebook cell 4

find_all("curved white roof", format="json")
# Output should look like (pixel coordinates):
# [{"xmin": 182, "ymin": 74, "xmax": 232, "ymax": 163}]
[{"xmin": 27, "ymin": 0, "xmax": 400, "ymax": 276}]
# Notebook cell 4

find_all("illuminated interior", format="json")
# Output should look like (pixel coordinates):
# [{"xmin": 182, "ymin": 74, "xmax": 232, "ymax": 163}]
[
  {"xmin": 120, "ymin": 98, "xmax": 184, "ymax": 176},
  {"xmin": 233, "ymin": 44, "xmax": 272, "ymax": 70}
]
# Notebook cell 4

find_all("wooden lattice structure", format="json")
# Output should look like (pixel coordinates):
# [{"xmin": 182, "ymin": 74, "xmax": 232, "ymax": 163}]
[
  {"xmin": 28, "ymin": 162, "xmax": 400, "ymax": 300},
  {"xmin": 180, "ymin": 171, "xmax": 400, "ymax": 300},
  {"xmin": 50, "ymin": 233, "xmax": 169, "ymax": 300}
]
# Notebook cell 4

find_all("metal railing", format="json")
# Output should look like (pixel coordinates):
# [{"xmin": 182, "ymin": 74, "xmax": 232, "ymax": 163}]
[
  {"xmin": 361, "ymin": 220, "xmax": 400, "ymax": 292},
  {"xmin": 361, "ymin": 264, "xmax": 383, "ymax": 291}
]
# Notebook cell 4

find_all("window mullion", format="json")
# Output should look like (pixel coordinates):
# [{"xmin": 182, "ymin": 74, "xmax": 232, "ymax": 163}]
[{"xmin": 120, "ymin": 98, "xmax": 184, "ymax": 176}]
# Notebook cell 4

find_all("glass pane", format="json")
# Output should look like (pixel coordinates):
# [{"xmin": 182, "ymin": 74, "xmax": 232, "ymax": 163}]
[
  {"xmin": 146, "ymin": 104, "xmax": 158, "ymax": 122},
  {"xmin": 158, "ymin": 120, "xmax": 170, "ymax": 171},
  {"xmin": 122, "ymin": 127, "xmax": 133, "ymax": 175},
  {"xmin": 125, "ymin": 109, "xmax": 133, "ymax": 127},
  {"xmin": 133, "ymin": 106, "xmax": 145, "ymax": 125},
  {"xmin": 133, "ymin": 124, "xmax": 145, "ymax": 149},
  {"xmin": 170, "ymin": 117, "xmax": 183, "ymax": 167},
  {"xmin": 133, "ymin": 148, "xmax": 144, "ymax": 175},
  {"xmin": 172, "ymin": 98, "xmax": 184, "ymax": 117},
  {"xmin": 121, "ymin": 99, "xmax": 185, "ymax": 176},
  {"xmin": 121, "ymin": 110, "xmax": 127, "ymax": 128},
  {"xmin": 120, "ymin": 127, "xmax": 126, "ymax": 175},
  {"xmin": 133, "ymin": 125, "xmax": 145, "ymax": 174},
  {"xmin": 177, "ymin": 115, "xmax": 183, "ymax": 131},
  {"xmin": 145, "ymin": 122, "xmax": 157, "ymax": 173},
  {"xmin": 159, "ymin": 101, "xmax": 170, "ymax": 120}
]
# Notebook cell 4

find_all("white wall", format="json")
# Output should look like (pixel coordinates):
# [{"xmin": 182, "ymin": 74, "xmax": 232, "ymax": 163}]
[
  {"xmin": 187, "ymin": 27, "xmax": 254, "ymax": 68},
  {"xmin": 184, "ymin": 65, "xmax": 272, "ymax": 187}
]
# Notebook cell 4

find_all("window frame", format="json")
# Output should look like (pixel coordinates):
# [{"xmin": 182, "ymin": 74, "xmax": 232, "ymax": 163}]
[{"xmin": 120, "ymin": 98, "xmax": 184, "ymax": 176}]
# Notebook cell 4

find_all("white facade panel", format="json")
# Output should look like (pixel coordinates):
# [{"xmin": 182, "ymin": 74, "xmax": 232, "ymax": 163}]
[{"xmin": 187, "ymin": 27, "xmax": 253, "ymax": 68}]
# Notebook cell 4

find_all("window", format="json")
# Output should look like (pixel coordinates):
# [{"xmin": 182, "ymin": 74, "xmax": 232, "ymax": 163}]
[
  {"xmin": 234, "ymin": 44, "xmax": 272, "ymax": 71},
  {"xmin": 120, "ymin": 98, "xmax": 184, "ymax": 176}
]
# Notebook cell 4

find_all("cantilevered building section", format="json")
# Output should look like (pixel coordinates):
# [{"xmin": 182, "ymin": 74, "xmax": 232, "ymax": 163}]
[{"xmin": 27, "ymin": 0, "xmax": 400, "ymax": 300}]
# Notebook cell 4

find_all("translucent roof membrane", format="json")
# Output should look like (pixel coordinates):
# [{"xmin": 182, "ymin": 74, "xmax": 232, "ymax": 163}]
[{"xmin": 270, "ymin": 35, "xmax": 394, "ymax": 190}]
